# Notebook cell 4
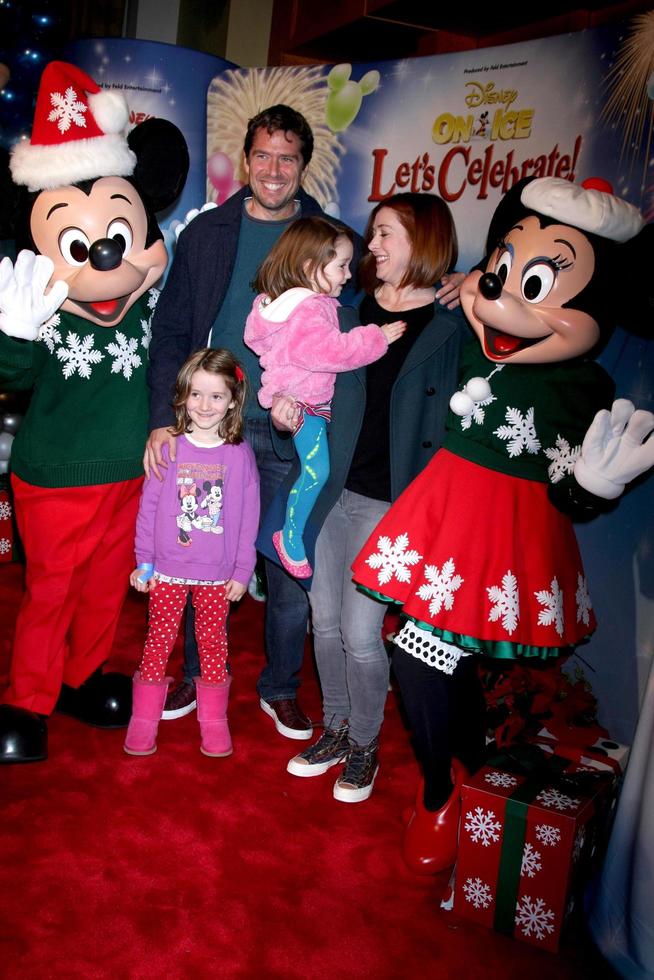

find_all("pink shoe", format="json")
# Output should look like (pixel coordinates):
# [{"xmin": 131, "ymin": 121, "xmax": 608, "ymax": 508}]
[
  {"xmin": 272, "ymin": 530, "xmax": 312, "ymax": 579},
  {"xmin": 196, "ymin": 677, "xmax": 233, "ymax": 757},
  {"xmin": 124, "ymin": 673, "xmax": 172, "ymax": 756}
]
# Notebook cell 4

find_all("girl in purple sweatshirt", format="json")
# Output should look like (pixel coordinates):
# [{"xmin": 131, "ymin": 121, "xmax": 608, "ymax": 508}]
[
  {"xmin": 124, "ymin": 348, "xmax": 259, "ymax": 758},
  {"xmin": 244, "ymin": 217, "xmax": 404, "ymax": 578}
]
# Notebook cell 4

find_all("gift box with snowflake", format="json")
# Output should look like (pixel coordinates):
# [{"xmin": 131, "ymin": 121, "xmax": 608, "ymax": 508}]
[
  {"xmin": 453, "ymin": 747, "xmax": 614, "ymax": 952},
  {"xmin": 0, "ymin": 488, "xmax": 13, "ymax": 562}
]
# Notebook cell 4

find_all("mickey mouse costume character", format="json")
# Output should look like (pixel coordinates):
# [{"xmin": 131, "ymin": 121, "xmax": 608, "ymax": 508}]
[
  {"xmin": 351, "ymin": 176, "xmax": 654, "ymax": 873},
  {"xmin": 0, "ymin": 62, "xmax": 189, "ymax": 763}
]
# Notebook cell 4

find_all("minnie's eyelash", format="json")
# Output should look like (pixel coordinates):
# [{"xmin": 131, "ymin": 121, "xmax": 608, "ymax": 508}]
[{"xmin": 550, "ymin": 253, "xmax": 573, "ymax": 271}]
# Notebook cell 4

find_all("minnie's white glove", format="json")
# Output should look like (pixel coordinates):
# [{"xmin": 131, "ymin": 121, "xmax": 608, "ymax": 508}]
[
  {"xmin": 574, "ymin": 399, "xmax": 654, "ymax": 500},
  {"xmin": 0, "ymin": 250, "xmax": 68, "ymax": 341},
  {"xmin": 169, "ymin": 202, "xmax": 217, "ymax": 241}
]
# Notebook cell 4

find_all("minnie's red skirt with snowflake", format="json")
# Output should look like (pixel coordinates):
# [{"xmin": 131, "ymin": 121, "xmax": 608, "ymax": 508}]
[{"xmin": 351, "ymin": 449, "xmax": 596, "ymax": 660}]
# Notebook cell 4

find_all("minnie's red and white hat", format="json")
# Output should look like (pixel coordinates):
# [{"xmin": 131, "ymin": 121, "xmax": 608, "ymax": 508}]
[
  {"xmin": 521, "ymin": 176, "xmax": 644, "ymax": 243},
  {"xmin": 10, "ymin": 60, "xmax": 136, "ymax": 192}
]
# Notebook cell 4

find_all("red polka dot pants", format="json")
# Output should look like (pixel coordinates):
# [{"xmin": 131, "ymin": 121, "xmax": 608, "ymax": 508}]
[{"xmin": 140, "ymin": 581, "xmax": 229, "ymax": 683}]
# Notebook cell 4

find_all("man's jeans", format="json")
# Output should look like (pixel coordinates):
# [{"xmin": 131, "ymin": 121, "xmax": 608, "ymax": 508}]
[
  {"xmin": 309, "ymin": 489, "xmax": 390, "ymax": 747},
  {"xmin": 182, "ymin": 418, "xmax": 310, "ymax": 702}
]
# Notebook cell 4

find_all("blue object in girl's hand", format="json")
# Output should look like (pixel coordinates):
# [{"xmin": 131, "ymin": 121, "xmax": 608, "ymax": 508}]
[{"xmin": 137, "ymin": 562, "xmax": 154, "ymax": 584}]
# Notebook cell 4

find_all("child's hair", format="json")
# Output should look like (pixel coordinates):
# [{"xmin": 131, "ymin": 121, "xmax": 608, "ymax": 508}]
[
  {"xmin": 172, "ymin": 348, "xmax": 247, "ymax": 444},
  {"xmin": 253, "ymin": 216, "xmax": 353, "ymax": 300}
]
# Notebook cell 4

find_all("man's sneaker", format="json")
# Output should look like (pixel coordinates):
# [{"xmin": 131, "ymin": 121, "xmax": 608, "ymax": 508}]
[
  {"xmin": 161, "ymin": 679, "xmax": 197, "ymax": 720},
  {"xmin": 259, "ymin": 697, "xmax": 312, "ymax": 740},
  {"xmin": 287, "ymin": 725, "xmax": 349, "ymax": 776},
  {"xmin": 333, "ymin": 737, "xmax": 380, "ymax": 803}
]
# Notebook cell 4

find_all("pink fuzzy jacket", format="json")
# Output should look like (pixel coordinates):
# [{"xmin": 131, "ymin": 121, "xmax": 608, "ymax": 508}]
[{"xmin": 244, "ymin": 289, "xmax": 388, "ymax": 408}]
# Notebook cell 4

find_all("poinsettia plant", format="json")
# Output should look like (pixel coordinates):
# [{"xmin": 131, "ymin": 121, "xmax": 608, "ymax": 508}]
[{"xmin": 479, "ymin": 656, "xmax": 607, "ymax": 748}]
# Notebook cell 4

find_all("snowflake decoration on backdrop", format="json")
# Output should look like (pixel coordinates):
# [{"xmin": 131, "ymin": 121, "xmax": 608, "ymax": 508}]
[
  {"xmin": 544, "ymin": 435, "xmax": 581, "ymax": 484},
  {"xmin": 575, "ymin": 574, "xmax": 592, "ymax": 626},
  {"xmin": 0, "ymin": 500, "xmax": 12, "ymax": 521},
  {"xmin": 463, "ymin": 877, "xmax": 494, "ymax": 909},
  {"xmin": 536, "ymin": 787, "xmax": 580, "ymax": 812},
  {"xmin": 464, "ymin": 806, "xmax": 502, "ymax": 846},
  {"xmin": 56, "ymin": 333, "xmax": 104, "ymax": 379},
  {"xmin": 521, "ymin": 842, "xmax": 543, "ymax": 878},
  {"xmin": 0, "ymin": 538, "xmax": 11, "ymax": 555},
  {"xmin": 365, "ymin": 533, "xmax": 422, "ymax": 586},
  {"xmin": 535, "ymin": 577, "xmax": 564, "ymax": 637},
  {"xmin": 535, "ymin": 824, "xmax": 561, "ymax": 847},
  {"xmin": 487, "ymin": 570, "xmax": 520, "ymax": 635},
  {"xmin": 515, "ymin": 895, "xmax": 556, "ymax": 941},
  {"xmin": 38, "ymin": 315, "xmax": 62, "ymax": 354},
  {"xmin": 106, "ymin": 332, "xmax": 142, "ymax": 380},
  {"xmin": 493, "ymin": 406, "xmax": 541, "ymax": 457},
  {"xmin": 573, "ymin": 826, "xmax": 587, "ymax": 862},
  {"xmin": 416, "ymin": 558, "xmax": 463, "ymax": 615},
  {"xmin": 484, "ymin": 770, "xmax": 518, "ymax": 789},
  {"xmin": 48, "ymin": 86, "xmax": 88, "ymax": 133}
]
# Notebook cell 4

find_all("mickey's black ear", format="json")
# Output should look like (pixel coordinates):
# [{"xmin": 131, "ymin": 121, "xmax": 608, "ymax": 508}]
[
  {"xmin": 128, "ymin": 118, "xmax": 190, "ymax": 212},
  {"xmin": 0, "ymin": 146, "xmax": 22, "ymax": 240}
]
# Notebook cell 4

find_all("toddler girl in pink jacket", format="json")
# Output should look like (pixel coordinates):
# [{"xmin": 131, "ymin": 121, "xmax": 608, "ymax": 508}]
[{"xmin": 245, "ymin": 216, "xmax": 404, "ymax": 578}]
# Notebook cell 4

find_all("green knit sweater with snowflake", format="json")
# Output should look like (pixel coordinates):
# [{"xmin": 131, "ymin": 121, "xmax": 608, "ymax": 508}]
[
  {"xmin": 444, "ymin": 341, "xmax": 615, "ymax": 484},
  {"xmin": 0, "ymin": 293, "xmax": 154, "ymax": 488}
]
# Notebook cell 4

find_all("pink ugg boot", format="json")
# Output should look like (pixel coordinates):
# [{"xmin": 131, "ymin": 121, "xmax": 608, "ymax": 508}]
[
  {"xmin": 196, "ymin": 677, "xmax": 232, "ymax": 757},
  {"xmin": 123, "ymin": 673, "xmax": 172, "ymax": 756}
]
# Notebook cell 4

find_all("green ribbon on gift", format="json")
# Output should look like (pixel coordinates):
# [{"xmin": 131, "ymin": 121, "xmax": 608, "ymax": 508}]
[{"xmin": 484, "ymin": 744, "xmax": 590, "ymax": 936}]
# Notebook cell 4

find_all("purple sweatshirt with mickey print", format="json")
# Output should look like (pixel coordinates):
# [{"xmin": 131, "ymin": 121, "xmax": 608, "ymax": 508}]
[{"xmin": 134, "ymin": 434, "xmax": 260, "ymax": 586}]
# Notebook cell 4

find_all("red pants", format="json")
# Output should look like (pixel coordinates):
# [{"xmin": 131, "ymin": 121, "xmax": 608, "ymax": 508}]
[
  {"xmin": 140, "ymin": 581, "xmax": 229, "ymax": 683},
  {"xmin": 4, "ymin": 474, "xmax": 142, "ymax": 715}
]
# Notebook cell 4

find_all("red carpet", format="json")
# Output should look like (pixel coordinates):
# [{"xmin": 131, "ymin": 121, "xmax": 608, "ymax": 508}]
[{"xmin": 0, "ymin": 562, "xmax": 615, "ymax": 979}]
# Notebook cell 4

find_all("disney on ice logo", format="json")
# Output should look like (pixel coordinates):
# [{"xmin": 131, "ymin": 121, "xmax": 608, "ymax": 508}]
[
  {"xmin": 368, "ymin": 77, "xmax": 582, "ymax": 204},
  {"xmin": 433, "ymin": 81, "xmax": 532, "ymax": 145}
]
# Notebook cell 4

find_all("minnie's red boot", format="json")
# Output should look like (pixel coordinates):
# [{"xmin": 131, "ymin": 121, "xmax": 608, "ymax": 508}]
[{"xmin": 402, "ymin": 759, "xmax": 469, "ymax": 874}]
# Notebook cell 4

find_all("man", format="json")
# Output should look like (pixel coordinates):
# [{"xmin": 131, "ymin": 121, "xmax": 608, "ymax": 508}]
[{"xmin": 145, "ymin": 104, "xmax": 361, "ymax": 739}]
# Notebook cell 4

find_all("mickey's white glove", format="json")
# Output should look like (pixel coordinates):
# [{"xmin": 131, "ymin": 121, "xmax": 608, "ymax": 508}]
[
  {"xmin": 0, "ymin": 250, "xmax": 68, "ymax": 341},
  {"xmin": 574, "ymin": 399, "xmax": 654, "ymax": 500},
  {"xmin": 170, "ymin": 202, "xmax": 217, "ymax": 241}
]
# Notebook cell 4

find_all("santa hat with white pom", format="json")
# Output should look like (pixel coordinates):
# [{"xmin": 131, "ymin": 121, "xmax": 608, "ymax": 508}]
[{"xmin": 9, "ymin": 60, "xmax": 136, "ymax": 193}]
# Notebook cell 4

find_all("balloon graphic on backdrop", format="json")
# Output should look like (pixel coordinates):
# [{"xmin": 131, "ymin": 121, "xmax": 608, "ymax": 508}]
[
  {"xmin": 325, "ymin": 64, "xmax": 380, "ymax": 133},
  {"xmin": 207, "ymin": 152, "xmax": 243, "ymax": 204}
]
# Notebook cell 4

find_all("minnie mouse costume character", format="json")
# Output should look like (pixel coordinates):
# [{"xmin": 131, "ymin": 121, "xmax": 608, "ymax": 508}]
[
  {"xmin": 0, "ymin": 62, "xmax": 188, "ymax": 763},
  {"xmin": 351, "ymin": 176, "xmax": 654, "ymax": 873}
]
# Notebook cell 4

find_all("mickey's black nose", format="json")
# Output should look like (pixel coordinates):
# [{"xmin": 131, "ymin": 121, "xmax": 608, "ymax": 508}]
[
  {"xmin": 89, "ymin": 238, "xmax": 123, "ymax": 271},
  {"xmin": 479, "ymin": 272, "xmax": 503, "ymax": 300}
]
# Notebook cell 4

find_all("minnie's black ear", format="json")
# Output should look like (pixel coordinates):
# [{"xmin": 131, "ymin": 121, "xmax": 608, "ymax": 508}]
[
  {"xmin": 484, "ymin": 177, "xmax": 537, "ymax": 256},
  {"xmin": 128, "ymin": 118, "xmax": 190, "ymax": 212},
  {"xmin": 0, "ymin": 146, "xmax": 22, "ymax": 241},
  {"xmin": 618, "ymin": 222, "xmax": 654, "ymax": 336}
]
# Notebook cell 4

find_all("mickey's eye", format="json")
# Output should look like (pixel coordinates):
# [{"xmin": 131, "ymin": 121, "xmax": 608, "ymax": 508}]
[
  {"xmin": 59, "ymin": 227, "xmax": 90, "ymax": 266},
  {"xmin": 107, "ymin": 219, "xmax": 133, "ymax": 256},
  {"xmin": 494, "ymin": 249, "xmax": 512, "ymax": 285},
  {"xmin": 521, "ymin": 261, "xmax": 555, "ymax": 303}
]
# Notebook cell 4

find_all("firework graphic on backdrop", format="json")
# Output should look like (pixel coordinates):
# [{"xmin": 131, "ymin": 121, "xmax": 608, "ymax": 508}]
[
  {"xmin": 206, "ymin": 67, "xmax": 343, "ymax": 211},
  {"xmin": 601, "ymin": 11, "xmax": 654, "ymax": 212}
]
